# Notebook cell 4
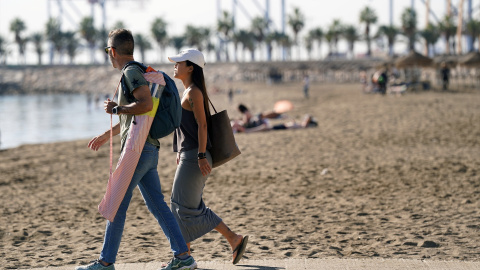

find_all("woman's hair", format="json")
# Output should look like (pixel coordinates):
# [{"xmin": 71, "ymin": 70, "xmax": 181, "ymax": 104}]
[
  {"xmin": 186, "ymin": 60, "xmax": 211, "ymax": 117},
  {"xmin": 238, "ymin": 104, "xmax": 248, "ymax": 113}
]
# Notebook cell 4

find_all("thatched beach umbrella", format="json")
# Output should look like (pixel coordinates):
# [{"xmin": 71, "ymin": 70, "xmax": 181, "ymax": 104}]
[
  {"xmin": 433, "ymin": 55, "xmax": 458, "ymax": 67},
  {"xmin": 375, "ymin": 58, "xmax": 395, "ymax": 69},
  {"xmin": 395, "ymin": 50, "xmax": 433, "ymax": 68},
  {"xmin": 459, "ymin": 51, "xmax": 480, "ymax": 67}
]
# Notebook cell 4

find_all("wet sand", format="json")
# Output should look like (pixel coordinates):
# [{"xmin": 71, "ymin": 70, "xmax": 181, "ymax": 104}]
[{"xmin": 1, "ymin": 82, "xmax": 479, "ymax": 269}]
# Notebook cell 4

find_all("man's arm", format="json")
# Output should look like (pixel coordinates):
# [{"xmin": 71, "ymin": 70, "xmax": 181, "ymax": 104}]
[
  {"xmin": 88, "ymin": 122, "xmax": 120, "ymax": 151},
  {"xmin": 104, "ymin": 85, "xmax": 153, "ymax": 115}
]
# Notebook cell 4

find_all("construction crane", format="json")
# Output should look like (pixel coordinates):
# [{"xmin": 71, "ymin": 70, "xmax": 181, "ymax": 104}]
[
  {"xmin": 48, "ymin": 0, "xmax": 145, "ymax": 33},
  {"xmin": 226, "ymin": 0, "xmax": 285, "ymax": 61},
  {"xmin": 47, "ymin": 0, "xmax": 145, "ymax": 63}
]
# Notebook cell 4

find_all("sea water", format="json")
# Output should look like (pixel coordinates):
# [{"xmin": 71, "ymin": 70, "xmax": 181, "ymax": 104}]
[{"xmin": 0, "ymin": 93, "xmax": 113, "ymax": 149}]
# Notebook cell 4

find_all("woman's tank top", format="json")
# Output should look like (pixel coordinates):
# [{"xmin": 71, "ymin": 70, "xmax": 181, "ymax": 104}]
[{"xmin": 173, "ymin": 108, "xmax": 212, "ymax": 152}]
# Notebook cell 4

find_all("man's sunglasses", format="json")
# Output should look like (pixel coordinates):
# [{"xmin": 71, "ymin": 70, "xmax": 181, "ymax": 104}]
[{"xmin": 104, "ymin": 46, "xmax": 116, "ymax": 54}]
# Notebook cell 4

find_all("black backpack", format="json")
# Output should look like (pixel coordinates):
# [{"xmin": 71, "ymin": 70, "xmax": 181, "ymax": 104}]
[{"xmin": 121, "ymin": 61, "xmax": 182, "ymax": 139}]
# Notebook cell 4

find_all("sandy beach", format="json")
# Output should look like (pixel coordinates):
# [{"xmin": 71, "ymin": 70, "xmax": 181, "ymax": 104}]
[{"xmin": 1, "ymin": 81, "xmax": 479, "ymax": 269}]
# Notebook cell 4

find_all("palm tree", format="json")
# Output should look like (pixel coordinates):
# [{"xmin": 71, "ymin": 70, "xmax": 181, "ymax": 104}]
[
  {"xmin": 31, "ymin": 33, "xmax": 44, "ymax": 65},
  {"xmin": 277, "ymin": 33, "xmax": 292, "ymax": 60},
  {"xmin": 63, "ymin": 31, "xmax": 79, "ymax": 64},
  {"xmin": 288, "ymin": 7, "xmax": 305, "ymax": 60},
  {"xmin": 375, "ymin": 25, "xmax": 399, "ymax": 56},
  {"xmin": 235, "ymin": 29, "xmax": 255, "ymax": 61},
  {"xmin": 465, "ymin": 19, "xmax": 480, "ymax": 52},
  {"xmin": 251, "ymin": 16, "xmax": 269, "ymax": 61},
  {"xmin": 343, "ymin": 25, "xmax": 360, "ymax": 59},
  {"xmin": 112, "ymin": 21, "xmax": 126, "ymax": 30},
  {"xmin": 308, "ymin": 28, "xmax": 323, "ymax": 59},
  {"xmin": 205, "ymin": 41, "xmax": 216, "ymax": 62},
  {"xmin": 419, "ymin": 23, "xmax": 440, "ymax": 56},
  {"xmin": 265, "ymin": 31, "xmax": 281, "ymax": 61},
  {"xmin": 217, "ymin": 10, "xmax": 235, "ymax": 62},
  {"xmin": 325, "ymin": 30, "xmax": 334, "ymax": 57},
  {"xmin": 79, "ymin": 17, "xmax": 97, "ymax": 64},
  {"xmin": 170, "ymin": 36, "xmax": 185, "ymax": 53},
  {"xmin": 304, "ymin": 35, "xmax": 313, "ymax": 59},
  {"xmin": 401, "ymin": 7, "xmax": 418, "ymax": 51},
  {"xmin": 134, "ymin": 33, "xmax": 151, "ymax": 63},
  {"xmin": 98, "ymin": 28, "xmax": 109, "ymax": 63},
  {"xmin": 184, "ymin": 25, "xmax": 210, "ymax": 51},
  {"xmin": 46, "ymin": 18, "xmax": 62, "ymax": 64},
  {"xmin": 9, "ymin": 18, "xmax": 28, "ymax": 64},
  {"xmin": 232, "ymin": 30, "xmax": 243, "ymax": 62},
  {"xmin": 199, "ymin": 27, "xmax": 211, "ymax": 53},
  {"xmin": 0, "ymin": 36, "xmax": 6, "ymax": 65},
  {"xmin": 328, "ymin": 19, "xmax": 343, "ymax": 56},
  {"xmin": 359, "ymin": 6, "xmax": 378, "ymax": 57},
  {"xmin": 184, "ymin": 25, "xmax": 202, "ymax": 50},
  {"xmin": 438, "ymin": 15, "xmax": 456, "ymax": 54},
  {"xmin": 151, "ymin": 18, "xmax": 168, "ymax": 63}
]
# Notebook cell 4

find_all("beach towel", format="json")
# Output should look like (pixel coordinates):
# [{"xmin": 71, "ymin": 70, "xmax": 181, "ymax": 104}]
[{"xmin": 98, "ymin": 67, "xmax": 166, "ymax": 222}]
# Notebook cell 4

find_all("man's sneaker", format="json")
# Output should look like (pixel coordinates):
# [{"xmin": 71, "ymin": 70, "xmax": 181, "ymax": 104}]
[
  {"xmin": 75, "ymin": 260, "xmax": 115, "ymax": 270},
  {"xmin": 160, "ymin": 256, "xmax": 197, "ymax": 270}
]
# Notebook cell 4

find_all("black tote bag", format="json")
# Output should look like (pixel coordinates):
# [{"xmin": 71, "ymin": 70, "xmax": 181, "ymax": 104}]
[{"xmin": 207, "ymin": 99, "xmax": 241, "ymax": 168}]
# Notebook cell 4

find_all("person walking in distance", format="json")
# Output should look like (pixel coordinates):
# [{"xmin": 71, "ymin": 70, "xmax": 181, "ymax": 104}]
[
  {"xmin": 76, "ymin": 29, "xmax": 196, "ymax": 270},
  {"xmin": 303, "ymin": 75, "xmax": 310, "ymax": 98}
]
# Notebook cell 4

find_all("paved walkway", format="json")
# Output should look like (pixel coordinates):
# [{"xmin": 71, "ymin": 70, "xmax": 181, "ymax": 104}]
[{"xmin": 29, "ymin": 258, "xmax": 480, "ymax": 270}]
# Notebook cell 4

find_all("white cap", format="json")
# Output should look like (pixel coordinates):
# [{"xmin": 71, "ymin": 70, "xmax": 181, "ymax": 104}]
[{"xmin": 168, "ymin": 48, "xmax": 205, "ymax": 68}]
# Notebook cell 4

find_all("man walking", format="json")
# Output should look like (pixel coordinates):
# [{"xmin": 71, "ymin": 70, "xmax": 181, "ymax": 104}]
[{"xmin": 76, "ymin": 29, "xmax": 196, "ymax": 270}]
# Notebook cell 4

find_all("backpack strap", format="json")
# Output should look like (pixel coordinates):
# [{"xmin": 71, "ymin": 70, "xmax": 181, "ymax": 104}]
[{"xmin": 120, "ymin": 61, "xmax": 147, "ymax": 103}]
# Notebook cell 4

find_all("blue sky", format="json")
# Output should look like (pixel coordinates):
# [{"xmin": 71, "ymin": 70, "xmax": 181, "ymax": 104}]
[{"xmin": 0, "ymin": 0, "xmax": 469, "ymax": 64}]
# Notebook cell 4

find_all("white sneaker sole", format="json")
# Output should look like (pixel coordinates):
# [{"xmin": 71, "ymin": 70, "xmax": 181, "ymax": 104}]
[{"xmin": 178, "ymin": 262, "xmax": 197, "ymax": 270}]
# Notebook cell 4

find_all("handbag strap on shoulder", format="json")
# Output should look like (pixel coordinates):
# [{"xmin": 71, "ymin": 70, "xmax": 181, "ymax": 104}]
[{"xmin": 208, "ymin": 98, "xmax": 218, "ymax": 114}]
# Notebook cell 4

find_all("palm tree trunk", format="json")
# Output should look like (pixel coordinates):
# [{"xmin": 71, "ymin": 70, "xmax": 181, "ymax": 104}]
[
  {"xmin": 366, "ymin": 24, "xmax": 371, "ymax": 57},
  {"xmin": 267, "ymin": 45, "xmax": 273, "ymax": 61},
  {"xmin": 225, "ymin": 43, "xmax": 230, "ymax": 62},
  {"xmin": 317, "ymin": 42, "xmax": 322, "ymax": 60},
  {"xmin": 445, "ymin": 35, "xmax": 451, "ymax": 55},
  {"xmin": 141, "ymin": 50, "xmax": 145, "ymax": 63},
  {"xmin": 424, "ymin": 0, "xmax": 430, "ymax": 55},
  {"xmin": 445, "ymin": 0, "xmax": 452, "ymax": 54},
  {"xmin": 457, "ymin": 0, "xmax": 464, "ymax": 55},
  {"xmin": 234, "ymin": 44, "xmax": 238, "ymax": 62},
  {"xmin": 90, "ymin": 43, "xmax": 96, "ymax": 64},
  {"xmin": 267, "ymin": 43, "xmax": 272, "ymax": 61},
  {"xmin": 161, "ymin": 48, "xmax": 166, "ymax": 64}
]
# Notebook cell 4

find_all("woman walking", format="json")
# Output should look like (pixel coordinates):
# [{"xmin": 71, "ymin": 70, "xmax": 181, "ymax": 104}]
[{"xmin": 168, "ymin": 49, "xmax": 248, "ymax": 265}]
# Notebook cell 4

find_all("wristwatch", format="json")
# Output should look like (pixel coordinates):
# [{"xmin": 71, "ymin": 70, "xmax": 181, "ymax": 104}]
[
  {"xmin": 197, "ymin": 152, "xmax": 207, "ymax": 159},
  {"xmin": 112, "ymin": 106, "xmax": 119, "ymax": 115}
]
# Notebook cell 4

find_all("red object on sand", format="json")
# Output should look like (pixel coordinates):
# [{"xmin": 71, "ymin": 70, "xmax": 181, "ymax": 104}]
[{"xmin": 274, "ymin": 100, "xmax": 294, "ymax": 113}]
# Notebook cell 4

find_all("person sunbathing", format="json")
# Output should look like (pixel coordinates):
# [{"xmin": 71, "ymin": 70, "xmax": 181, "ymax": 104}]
[
  {"xmin": 237, "ymin": 104, "xmax": 282, "ymax": 129},
  {"xmin": 231, "ymin": 114, "xmax": 318, "ymax": 133}
]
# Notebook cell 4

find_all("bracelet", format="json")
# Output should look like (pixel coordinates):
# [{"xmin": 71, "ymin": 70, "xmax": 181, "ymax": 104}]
[
  {"xmin": 197, "ymin": 152, "xmax": 207, "ymax": 159},
  {"xmin": 198, "ymin": 157, "xmax": 206, "ymax": 160}
]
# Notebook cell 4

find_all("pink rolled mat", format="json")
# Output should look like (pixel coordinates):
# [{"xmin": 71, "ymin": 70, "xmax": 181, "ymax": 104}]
[{"xmin": 98, "ymin": 68, "xmax": 165, "ymax": 222}]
